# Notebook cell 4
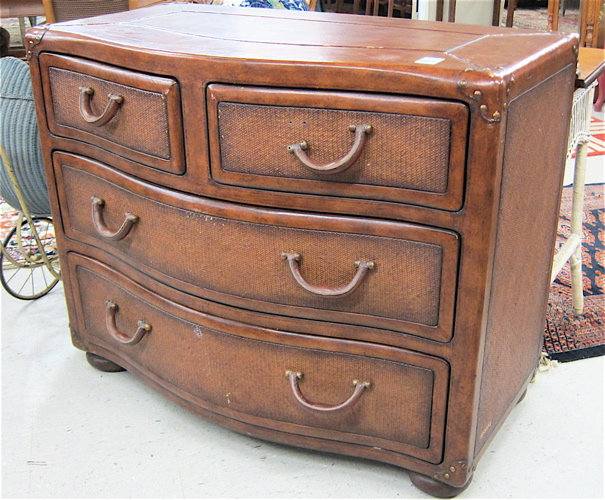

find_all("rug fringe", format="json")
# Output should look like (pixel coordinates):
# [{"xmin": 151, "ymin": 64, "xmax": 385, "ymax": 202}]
[{"xmin": 532, "ymin": 352, "xmax": 559, "ymax": 382}]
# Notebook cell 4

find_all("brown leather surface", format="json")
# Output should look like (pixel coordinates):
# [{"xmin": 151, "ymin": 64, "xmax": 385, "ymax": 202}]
[
  {"xmin": 56, "ymin": 153, "xmax": 459, "ymax": 341},
  {"xmin": 218, "ymin": 101, "xmax": 451, "ymax": 191},
  {"xmin": 70, "ymin": 253, "xmax": 449, "ymax": 463},
  {"xmin": 40, "ymin": 54, "xmax": 185, "ymax": 174},
  {"xmin": 209, "ymin": 85, "xmax": 468, "ymax": 211},
  {"xmin": 475, "ymin": 65, "xmax": 575, "ymax": 455},
  {"xmin": 38, "ymin": 3, "xmax": 571, "ymax": 87},
  {"xmin": 26, "ymin": 4, "xmax": 579, "ymax": 492}
]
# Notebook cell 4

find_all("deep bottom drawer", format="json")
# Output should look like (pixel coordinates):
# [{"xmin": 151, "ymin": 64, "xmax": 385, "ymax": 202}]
[{"xmin": 68, "ymin": 253, "xmax": 449, "ymax": 464}]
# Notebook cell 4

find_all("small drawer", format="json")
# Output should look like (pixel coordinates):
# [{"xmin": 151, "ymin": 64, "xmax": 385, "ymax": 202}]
[
  {"xmin": 207, "ymin": 85, "xmax": 468, "ymax": 211},
  {"xmin": 54, "ymin": 152, "xmax": 459, "ymax": 342},
  {"xmin": 39, "ymin": 54, "xmax": 185, "ymax": 175},
  {"xmin": 68, "ymin": 252, "xmax": 449, "ymax": 464}
]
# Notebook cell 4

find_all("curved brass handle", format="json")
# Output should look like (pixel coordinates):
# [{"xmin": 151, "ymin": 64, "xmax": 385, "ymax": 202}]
[
  {"xmin": 105, "ymin": 300, "xmax": 151, "ymax": 345},
  {"xmin": 91, "ymin": 196, "xmax": 139, "ymax": 241},
  {"xmin": 285, "ymin": 370, "xmax": 370, "ymax": 413},
  {"xmin": 79, "ymin": 86, "xmax": 124, "ymax": 127},
  {"xmin": 287, "ymin": 124, "xmax": 372, "ymax": 174},
  {"xmin": 281, "ymin": 252, "xmax": 374, "ymax": 297}
]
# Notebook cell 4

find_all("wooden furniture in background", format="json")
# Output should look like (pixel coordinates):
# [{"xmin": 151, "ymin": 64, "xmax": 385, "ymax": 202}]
[
  {"xmin": 436, "ymin": 0, "xmax": 456, "ymax": 22},
  {"xmin": 578, "ymin": 0, "xmax": 602, "ymax": 47},
  {"xmin": 548, "ymin": 0, "xmax": 601, "ymax": 47},
  {"xmin": 41, "ymin": 0, "xmax": 131, "ymax": 23},
  {"xmin": 364, "ymin": 0, "xmax": 411, "ymax": 17},
  {"xmin": 0, "ymin": 0, "xmax": 44, "ymax": 18},
  {"xmin": 325, "ymin": 0, "xmax": 454, "ymax": 20},
  {"xmin": 0, "ymin": 0, "xmax": 44, "ymax": 50},
  {"xmin": 27, "ymin": 5, "xmax": 577, "ymax": 497},
  {"xmin": 548, "ymin": 0, "xmax": 561, "ymax": 30},
  {"xmin": 41, "ymin": 0, "xmax": 171, "ymax": 24},
  {"xmin": 504, "ymin": 0, "xmax": 517, "ymax": 26}
]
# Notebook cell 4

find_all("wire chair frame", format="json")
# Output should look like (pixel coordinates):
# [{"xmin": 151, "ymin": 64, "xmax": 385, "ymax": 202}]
[{"xmin": 0, "ymin": 142, "xmax": 61, "ymax": 299}]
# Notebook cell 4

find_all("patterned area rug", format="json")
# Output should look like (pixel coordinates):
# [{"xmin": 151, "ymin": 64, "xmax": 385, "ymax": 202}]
[
  {"xmin": 586, "ymin": 116, "xmax": 605, "ymax": 157},
  {"xmin": 0, "ymin": 200, "xmax": 19, "ymax": 241},
  {"xmin": 503, "ymin": 7, "xmax": 579, "ymax": 32},
  {"xmin": 544, "ymin": 183, "xmax": 605, "ymax": 362}
]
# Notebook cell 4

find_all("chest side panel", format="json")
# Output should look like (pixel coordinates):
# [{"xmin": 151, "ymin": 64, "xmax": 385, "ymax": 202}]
[{"xmin": 475, "ymin": 64, "xmax": 576, "ymax": 455}]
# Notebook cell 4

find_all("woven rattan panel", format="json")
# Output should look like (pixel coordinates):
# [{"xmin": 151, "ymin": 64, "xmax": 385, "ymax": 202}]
[
  {"xmin": 51, "ymin": 0, "xmax": 129, "ymax": 22},
  {"xmin": 217, "ymin": 102, "xmax": 451, "ymax": 193},
  {"xmin": 49, "ymin": 67, "xmax": 171, "ymax": 160},
  {"xmin": 61, "ymin": 164, "xmax": 446, "ymax": 329},
  {"xmin": 76, "ymin": 263, "xmax": 436, "ymax": 450},
  {"xmin": 475, "ymin": 65, "xmax": 575, "ymax": 454}
]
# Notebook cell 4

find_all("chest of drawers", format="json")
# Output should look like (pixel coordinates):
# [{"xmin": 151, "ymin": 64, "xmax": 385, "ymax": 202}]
[{"xmin": 27, "ymin": 5, "xmax": 577, "ymax": 496}]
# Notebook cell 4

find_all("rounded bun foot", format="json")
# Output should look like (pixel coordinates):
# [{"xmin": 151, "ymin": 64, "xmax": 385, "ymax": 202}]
[
  {"xmin": 409, "ymin": 471, "xmax": 472, "ymax": 498},
  {"xmin": 86, "ymin": 352, "xmax": 126, "ymax": 372}
]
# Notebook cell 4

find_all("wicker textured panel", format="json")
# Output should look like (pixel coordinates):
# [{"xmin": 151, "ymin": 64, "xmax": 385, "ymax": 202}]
[
  {"xmin": 49, "ymin": 67, "xmax": 171, "ymax": 160},
  {"xmin": 0, "ymin": 58, "xmax": 50, "ymax": 216},
  {"xmin": 62, "ymin": 165, "xmax": 446, "ymax": 329},
  {"xmin": 76, "ymin": 264, "xmax": 436, "ymax": 450},
  {"xmin": 218, "ymin": 102, "xmax": 451, "ymax": 193},
  {"xmin": 475, "ymin": 66, "xmax": 575, "ymax": 454},
  {"xmin": 51, "ymin": 0, "xmax": 129, "ymax": 22}
]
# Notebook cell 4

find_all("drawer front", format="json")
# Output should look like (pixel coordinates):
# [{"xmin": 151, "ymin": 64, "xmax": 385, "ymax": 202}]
[
  {"xmin": 207, "ymin": 85, "xmax": 468, "ymax": 211},
  {"xmin": 39, "ymin": 54, "xmax": 184, "ymax": 174},
  {"xmin": 55, "ymin": 152, "xmax": 459, "ymax": 342},
  {"xmin": 68, "ymin": 253, "xmax": 448, "ymax": 463}
]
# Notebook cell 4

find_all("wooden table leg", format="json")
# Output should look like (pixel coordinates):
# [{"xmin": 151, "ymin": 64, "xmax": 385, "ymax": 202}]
[{"xmin": 506, "ymin": 0, "xmax": 517, "ymax": 27}]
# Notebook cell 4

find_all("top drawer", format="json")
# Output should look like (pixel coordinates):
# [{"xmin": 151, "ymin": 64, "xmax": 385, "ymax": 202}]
[
  {"xmin": 207, "ymin": 85, "xmax": 468, "ymax": 211},
  {"xmin": 39, "ymin": 54, "xmax": 185, "ymax": 174}
]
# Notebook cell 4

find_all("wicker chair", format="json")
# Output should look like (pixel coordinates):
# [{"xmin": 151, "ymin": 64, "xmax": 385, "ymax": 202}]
[
  {"xmin": 0, "ymin": 56, "xmax": 60, "ymax": 299},
  {"xmin": 42, "ymin": 0, "xmax": 133, "ymax": 23},
  {"xmin": 0, "ymin": 57, "xmax": 49, "ymax": 217}
]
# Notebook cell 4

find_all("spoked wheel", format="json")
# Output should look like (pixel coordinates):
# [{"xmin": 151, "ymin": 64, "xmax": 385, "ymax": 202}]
[{"xmin": 0, "ymin": 216, "xmax": 61, "ymax": 300}]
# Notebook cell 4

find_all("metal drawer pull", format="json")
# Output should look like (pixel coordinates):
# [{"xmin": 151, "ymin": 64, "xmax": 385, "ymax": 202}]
[
  {"xmin": 285, "ymin": 370, "xmax": 370, "ymax": 413},
  {"xmin": 105, "ymin": 300, "xmax": 151, "ymax": 345},
  {"xmin": 92, "ymin": 196, "xmax": 139, "ymax": 241},
  {"xmin": 79, "ymin": 86, "xmax": 124, "ymax": 127},
  {"xmin": 287, "ymin": 124, "xmax": 372, "ymax": 174},
  {"xmin": 281, "ymin": 251, "xmax": 374, "ymax": 297}
]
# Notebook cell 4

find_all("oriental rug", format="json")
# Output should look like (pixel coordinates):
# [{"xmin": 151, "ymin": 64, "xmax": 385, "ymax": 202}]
[
  {"xmin": 503, "ymin": 7, "xmax": 579, "ymax": 32},
  {"xmin": 544, "ymin": 183, "xmax": 605, "ymax": 362},
  {"xmin": 586, "ymin": 116, "xmax": 605, "ymax": 158}
]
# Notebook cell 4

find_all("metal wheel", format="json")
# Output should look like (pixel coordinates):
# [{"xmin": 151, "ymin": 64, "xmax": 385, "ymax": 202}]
[{"xmin": 0, "ymin": 216, "xmax": 60, "ymax": 300}]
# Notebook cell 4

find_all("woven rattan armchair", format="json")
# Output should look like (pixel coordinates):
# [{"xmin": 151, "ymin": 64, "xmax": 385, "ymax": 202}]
[
  {"xmin": 42, "ymin": 0, "xmax": 134, "ymax": 23},
  {"xmin": 0, "ymin": 56, "xmax": 60, "ymax": 299},
  {"xmin": 0, "ymin": 57, "xmax": 49, "ymax": 216}
]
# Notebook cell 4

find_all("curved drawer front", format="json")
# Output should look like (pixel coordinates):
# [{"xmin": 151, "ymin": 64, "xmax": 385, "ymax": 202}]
[
  {"xmin": 207, "ymin": 85, "xmax": 468, "ymax": 211},
  {"xmin": 55, "ymin": 152, "xmax": 458, "ymax": 342},
  {"xmin": 68, "ymin": 253, "xmax": 448, "ymax": 463},
  {"xmin": 39, "ymin": 54, "xmax": 184, "ymax": 174}
]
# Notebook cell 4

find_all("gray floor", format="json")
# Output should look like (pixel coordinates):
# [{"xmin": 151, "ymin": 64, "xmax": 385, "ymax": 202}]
[{"xmin": 2, "ymin": 110, "xmax": 604, "ymax": 498}]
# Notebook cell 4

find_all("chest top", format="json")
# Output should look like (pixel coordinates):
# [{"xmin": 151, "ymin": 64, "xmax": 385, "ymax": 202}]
[{"xmin": 28, "ymin": 4, "xmax": 577, "ymax": 96}]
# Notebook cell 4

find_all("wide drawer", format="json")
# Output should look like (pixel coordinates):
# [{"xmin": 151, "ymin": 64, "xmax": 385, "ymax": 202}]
[
  {"xmin": 39, "ymin": 53, "xmax": 185, "ymax": 174},
  {"xmin": 68, "ymin": 252, "xmax": 449, "ymax": 464},
  {"xmin": 54, "ymin": 152, "xmax": 459, "ymax": 342},
  {"xmin": 207, "ymin": 85, "xmax": 468, "ymax": 211}
]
